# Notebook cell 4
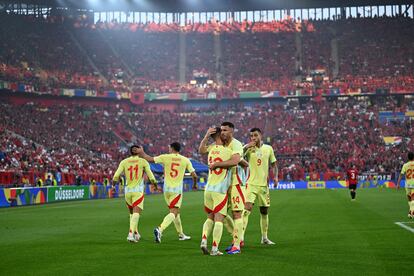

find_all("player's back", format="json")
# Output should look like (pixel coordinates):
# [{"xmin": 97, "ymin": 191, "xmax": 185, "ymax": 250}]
[
  {"xmin": 116, "ymin": 156, "xmax": 150, "ymax": 190},
  {"xmin": 206, "ymin": 144, "xmax": 233, "ymax": 193},
  {"xmin": 347, "ymin": 168, "xmax": 358, "ymax": 184},
  {"xmin": 155, "ymin": 153, "xmax": 192, "ymax": 186}
]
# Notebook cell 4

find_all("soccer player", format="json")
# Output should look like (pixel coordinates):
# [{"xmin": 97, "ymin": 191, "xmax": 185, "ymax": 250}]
[
  {"xmin": 200, "ymin": 122, "xmax": 246, "ymax": 255},
  {"xmin": 396, "ymin": 152, "xmax": 414, "ymax": 218},
  {"xmin": 199, "ymin": 127, "xmax": 233, "ymax": 256},
  {"xmin": 242, "ymin": 128, "xmax": 277, "ymax": 245},
  {"xmin": 113, "ymin": 145, "xmax": 157, "ymax": 243},
  {"xmin": 346, "ymin": 164, "xmax": 359, "ymax": 201},
  {"xmin": 137, "ymin": 143, "xmax": 197, "ymax": 243}
]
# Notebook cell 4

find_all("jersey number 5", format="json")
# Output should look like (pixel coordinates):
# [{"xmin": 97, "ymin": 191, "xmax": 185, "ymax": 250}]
[{"xmin": 170, "ymin": 163, "xmax": 180, "ymax": 178}]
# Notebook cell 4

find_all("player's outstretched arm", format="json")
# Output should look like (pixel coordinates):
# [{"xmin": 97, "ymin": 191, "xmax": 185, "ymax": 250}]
[
  {"xmin": 209, "ymin": 153, "xmax": 241, "ymax": 170},
  {"xmin": 136, "ymin": 146, "xmax": 155, "ymax": 163}
]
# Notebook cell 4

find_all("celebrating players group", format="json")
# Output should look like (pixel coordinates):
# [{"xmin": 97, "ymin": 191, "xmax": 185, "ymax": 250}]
[{"xmin": 113, "ymin": 121, "xmax": 278, "ymax": 256}]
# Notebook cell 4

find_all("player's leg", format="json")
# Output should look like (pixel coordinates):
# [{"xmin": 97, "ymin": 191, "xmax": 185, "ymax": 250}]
[
  {"xmin": 127, "ymin": 192, "xmax": 144, "ymax": 243},
  {"xmin": 210, "ymin": 213, "xmax": 225, "ymax": 256},
  {"xmin": 350, "ymin": 184, "xmax": 356, "ymax": 200},
  {"xmin": 227, "ymin": 185, "xmax": 245, "ymax": 254},
  {"xmin": 242, "ymin": 184, "xmax": 257, "ymax": 244},
  {"xmin": 210, "ymin": 192, "xmax": 228, "ymax": 256},
  {"xmin": 127, "ymin": 204, "xmax": 140, "ymax": 241},
  {"xmin": 201, "ymin": 191, "xmax": 214, "ymax": 254},
  {"xmin": 223, "ymin": 215, "xmax": 234, "ymax": 235},
  {"xmin": 259, "ymin": 186, "xmax": 274, "ymax": 245},
  {"xmin": 407, "ymin": 189, "xmax": 413, "ymax": 218},
  {"xmin": 155, "ymin": 193, "xmax": 182, "ymax": 243}
]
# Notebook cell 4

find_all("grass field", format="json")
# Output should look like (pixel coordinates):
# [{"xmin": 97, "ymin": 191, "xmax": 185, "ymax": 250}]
[{"xmin": 0, "ymin": 188, "xmax": 413, "ymax": 275}]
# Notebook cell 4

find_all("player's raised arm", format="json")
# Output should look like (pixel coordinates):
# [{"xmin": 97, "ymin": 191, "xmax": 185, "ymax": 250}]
[
  {"xmin": 199, "ymin": 127, "xmax": 217, "ymax": 154},
  {"xmin": 136, "ymin": 146, "xmax": 156, "ymax": 163}
]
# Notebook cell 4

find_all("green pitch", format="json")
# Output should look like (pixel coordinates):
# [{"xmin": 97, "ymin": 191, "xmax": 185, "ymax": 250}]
[{"xmin": 0, "ymin": 189, "xmax": 413, "ymax": 275}]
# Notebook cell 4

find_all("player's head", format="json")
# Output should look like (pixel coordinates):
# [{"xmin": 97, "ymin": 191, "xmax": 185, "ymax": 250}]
[
  {"xmin": 408, "ymin": 152, "xmax": 414, "ymax": 161},
  {"xmin": 220, "ymin": 121, "xmax": 234, "ymax": 142},
  {"xmin": 211, "ymin": 127, "xmax": 223, "ymax": 145},
  {"xmin": 169, "ymin": 142, "xmax": 181, "ymax": 153},
  {"xmin": 249, "ymin": 127, "xmax": 262, "ymax": 145},
  {"xmin": 130, "ymin": 145, "xmax": 140, "ymax": 156}
]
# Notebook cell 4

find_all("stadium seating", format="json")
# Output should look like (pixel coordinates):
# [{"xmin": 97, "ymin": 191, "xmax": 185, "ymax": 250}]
[
  {"xmin": 1, "ymin": 14, "xmax": 414, "ymax": 96},
  {"xmin": 1, "ymin": 96, "xmax": 413, "ymax": 185}
]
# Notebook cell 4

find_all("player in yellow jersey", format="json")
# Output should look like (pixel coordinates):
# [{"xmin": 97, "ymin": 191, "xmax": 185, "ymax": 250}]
[
  {"xmin": 242, "ymin": 128, "xmax": 278, "ymax": 245},
  {"xmin": 137, "ymin": 142, "xmax": 197, "ymax": 243},
  {"xmin": 198, "ymin": 127, "xmax": 233, "ymax": 256},
  {"xmin": 396, "ymin": 152, "xmax": 414, "ymax": 219},
  {"xmin": 113, "ymin": 145, "xmax": 157, "ymax": 243},
  {"xmin": 200, "ymin": 122, "xmax": 247, "ymax": 255}
]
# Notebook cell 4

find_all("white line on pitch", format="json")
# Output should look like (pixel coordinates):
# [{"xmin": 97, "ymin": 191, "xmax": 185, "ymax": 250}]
[{"xmin": 395, "ymin": 222, "xmax": 414, "ymax": 233}]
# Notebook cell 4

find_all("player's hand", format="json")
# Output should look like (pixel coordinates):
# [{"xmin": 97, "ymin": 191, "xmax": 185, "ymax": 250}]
[
  {"xmin": 209, "ymin": 162, "xmax": 218, "ymax": 170},
  {"xmin": 396, "ymin": 184, "xmax": 400, "ymax": 190},
  {"xmin": 245, "ymin": 141, "xmax": 256, "ymax": 149},
  {"xmin": 273, "ymin": 178, "xmax": 279, "ymax": 187},
  {"xmin": 135, "ymin": 146, "xmax": 144, "ymax": 155},
  {"xmin": 204, "ymin": 127, "xmax": 217, "ymax": 138}
]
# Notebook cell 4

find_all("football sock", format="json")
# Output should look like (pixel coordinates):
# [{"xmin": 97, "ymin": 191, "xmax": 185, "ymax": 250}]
[
  {"xmin": 130, "ymin": 213, "xmax": 140, "ymax": 233},
  {"xmin": 241, "ymin": 210, "xmax": 251, "ymax": 241},
  {"xmin": 233, "ymin": 218, "xmax": 243, "ymax": 247},
  {"xmin": 410, "ymin": 201, "xmax": 414, "ymax": 213},
  {"xmin": 212, "ymin": 222, "xmax": 223, "ymax": 250},
  {"xmin": 260, "ymin": 214, "xmax": 269, "ymax": 239},
  {"xmin": 202, "ymin": 218, "xmax": 214, "ymax": 241},
  {"xmin": 173, "ymin": 214, "xmax": 184, "ymax": 235},
  {"xmin": 223, "ymin": 215, "xmax": 234, "ymax": 234},
  {"xmin": 159, "ymin": 213, "xmax": 176, "ymax": 232},
  {"xmin": 351, "ymin": 191, "xmax": 356, "ymax": 199}
]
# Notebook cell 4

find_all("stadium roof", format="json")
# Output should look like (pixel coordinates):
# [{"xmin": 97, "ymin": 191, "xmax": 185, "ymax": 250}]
[{"xmin": 0, "ymin": 0, "xmax": 411, "ymax": 12}]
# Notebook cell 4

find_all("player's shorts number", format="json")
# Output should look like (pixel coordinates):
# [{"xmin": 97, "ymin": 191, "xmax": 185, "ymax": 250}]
[
  {"xmin": 170, "ymin": 163, "xmax": 180, "ymax": 178},
  {"xmin": 232, "ymin": 196, "xmax": 240, "ymax": 204},
  {"xmin": 407, "ymin": 169, "xmax": 413, "ymax": 179},
  {"xmin": 128, "ymin": 165, "xmax": 139, "ymax": 181},
  {"xmin": 209, "ymin": 157, "xmax": 224, "ymax": 175}
]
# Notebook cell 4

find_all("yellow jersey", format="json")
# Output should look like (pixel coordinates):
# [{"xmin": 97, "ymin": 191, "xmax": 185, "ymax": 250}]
[
  {"xmin": 154, "ymin": 153, "xmax": 195, "ymax": 193},
  {"xmin": 224, "ymin": 138, "xmax": 246, "ymax": 186},
  {"xmin": 245, "ymin": 144, "xmax": 277, "ymax": 186},
  {"xmin": 401, "ymin": 161, "xmax": 414, "ymax": 188},
  {"xmin": 206, "ymin": 144, "xmax": 233, "ymax": 194},
  {"xmin": 113, "ymin": 156, "xmax": 156, "ymax": 193}
]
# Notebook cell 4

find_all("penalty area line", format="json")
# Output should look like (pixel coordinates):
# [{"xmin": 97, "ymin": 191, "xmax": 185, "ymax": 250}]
[{"xmin": 395, "ymin": 222, "xmax": 414, "ymax": 233}]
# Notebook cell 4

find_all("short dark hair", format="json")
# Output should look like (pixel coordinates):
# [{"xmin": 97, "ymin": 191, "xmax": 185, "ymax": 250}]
[
  {"xmin": 211, "ymin": 127, "xmax": 222, "ymax": 139},
  {"xmin": 408, "ymin": 152, "xmax": 414, "ymax": 161},
  {"xmin": 250, "ymin": 127, "xmax": 262, "ymax": 133},
  {"xmin": 170, "ymin": 142, "xmax": 181, "ymax": 152},
  {"xmin": 130, "ymin": 145, "xmax": 140, "ymax": 155},
  {"xmin": 221, "ymin": 122, "xmax": 234, "ymax": 129}
]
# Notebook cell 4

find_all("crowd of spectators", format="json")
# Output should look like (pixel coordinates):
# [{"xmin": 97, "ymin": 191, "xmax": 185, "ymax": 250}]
[
  {"xmin": 1, "ymin": 96, "xmax": 413, "ymax": 184},
  {"xmin": 1, "ymin": 13, "xmax": 414, "ymax": 97}
]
